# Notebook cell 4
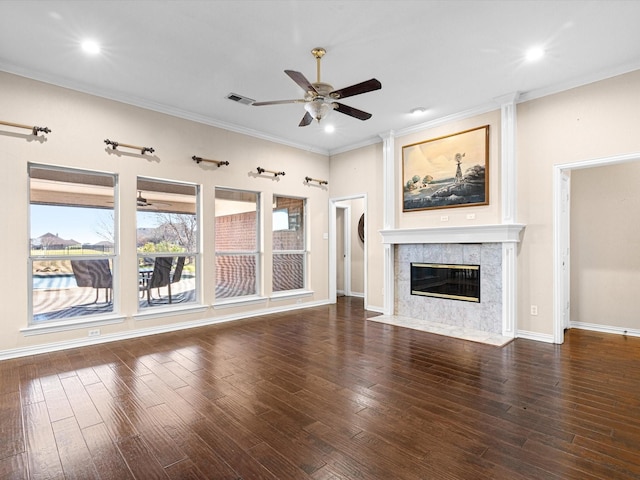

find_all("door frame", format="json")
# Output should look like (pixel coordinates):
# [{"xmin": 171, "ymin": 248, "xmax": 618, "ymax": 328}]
[
  {"xmin": 553, "ymin": 151, "xmax": 640, "ymax": 343},
  {"xmin": 329, "ymin": 194, "xmax": 367, "ymax": 305},
  {"xmin": 335, "ymin": 203, "xmax": 351, "ymax": 297}
]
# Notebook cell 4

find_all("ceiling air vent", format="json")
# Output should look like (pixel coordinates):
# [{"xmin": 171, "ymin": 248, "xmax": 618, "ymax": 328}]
[{"xmin": 226, "ymin": 93, "xmax": 255, "ymax": 105}]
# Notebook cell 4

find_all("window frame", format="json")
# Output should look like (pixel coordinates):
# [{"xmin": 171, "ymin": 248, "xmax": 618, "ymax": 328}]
[
  {"xmin": 271, "ymin": 194, "xmax": 308, "ymax": 294},
  {"xmin": 27, "ymin": 163, "xmax": 119, "ymax": 326},
  {"xmin": 214, "ymin": 187, "xmax": 261, "ymax": 302},
  {"xmin": 136, "ymin": 177, "xmax": 201, "ymax": 311}
]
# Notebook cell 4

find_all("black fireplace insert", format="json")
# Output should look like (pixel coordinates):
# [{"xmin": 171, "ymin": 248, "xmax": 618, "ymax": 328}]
[{"xmin": 410, "ymin": 263, "xmax": 480, "ymax": 302}]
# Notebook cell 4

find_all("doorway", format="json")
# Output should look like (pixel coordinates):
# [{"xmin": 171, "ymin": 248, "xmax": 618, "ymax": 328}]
[
  {"xmin": 553, "ymin": 151, "xmax": 640, "ymax": 343},
  {"xmin": 329, "ymin": 195, "xmax": 366, "ymax": 305}
]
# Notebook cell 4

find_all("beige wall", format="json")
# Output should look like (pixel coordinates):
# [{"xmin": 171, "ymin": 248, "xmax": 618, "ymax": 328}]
[
  {"xmin": 350, "ymin": 197, "xmax": 365, "ymax": 295},
  {"xmin": 0, "ymin": 71, "xmax": 329, "ymax": 354},
  {"xmin": 570, "ymin": 162, "xmax": 640, "ymax": 329},
  {"xmin": 3, "ymin": 65, "xmax": 640, "ymax": 355},
  {"xmin": 329, "ymin": 143, "xmax": 384, "ymax": 311},
  {"xmin": 395, "ymin": 110, "xmax": 502, "ymax": 229},
  {"xmin": 517, "ymin": 69, "xmax": 640, "ymax": 335},
  {"xmin": 336, "ymin": 207, "xmax": 345, "ymax": 292}
]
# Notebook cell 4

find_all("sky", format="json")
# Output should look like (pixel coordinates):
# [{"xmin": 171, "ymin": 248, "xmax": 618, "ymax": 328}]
[{"xmin": 30, "ymin": 205, "xmax": 160, "ymax": 244}]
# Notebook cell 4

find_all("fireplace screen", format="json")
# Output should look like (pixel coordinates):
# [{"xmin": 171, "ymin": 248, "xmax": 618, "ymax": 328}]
[{"xmin": 410, "ymin": 263, "xmax": 480, "ymax": 302}]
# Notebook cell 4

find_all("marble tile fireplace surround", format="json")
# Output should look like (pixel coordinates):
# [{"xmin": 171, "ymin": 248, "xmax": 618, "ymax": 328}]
[{"xmin": 380, "ymin": 224, "xmax": 525, "ymax": 339}]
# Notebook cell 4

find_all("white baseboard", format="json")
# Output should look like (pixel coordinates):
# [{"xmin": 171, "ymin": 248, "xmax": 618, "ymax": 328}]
[
  {"xmin": 516, "ymin": 330, "xmax": 555, "ymax": 343},
  {"xmin": 0, "ymin": 299, "xmax": 332, "ymax": 361},
  {"xmin": 571, "ymin": 321, "xmax": 640, "ymax": 337},
  {"xmin": 366, "ymin": 304, "xmax": 385, "ymax": 314}
]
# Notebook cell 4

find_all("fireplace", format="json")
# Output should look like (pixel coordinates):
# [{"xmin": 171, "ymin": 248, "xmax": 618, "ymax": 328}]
[
  {"xmin": 393, "ymin": 242, "xmax": 503, "ymax": 334},
  {"xmin": 381, "ymin": 223, "xmax": 525, "ymax": 338},
  {"xmin": 411, "ymin": 263, "xmax": 480, "ymax": 302}
]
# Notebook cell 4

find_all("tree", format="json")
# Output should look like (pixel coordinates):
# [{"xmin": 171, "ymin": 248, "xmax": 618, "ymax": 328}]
[
  {"xmin": 156, "ymin": 213, "xmax": 197, "ymax": 252},
  {"xmin": 95, "ymin": 211, "xmax": 115, "ymax": 244}
]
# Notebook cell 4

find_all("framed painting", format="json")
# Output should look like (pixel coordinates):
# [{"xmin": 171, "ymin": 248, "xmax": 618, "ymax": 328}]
[{"xmin": 402, "ymin": 125, "xmax": 489, "ymax": 212}]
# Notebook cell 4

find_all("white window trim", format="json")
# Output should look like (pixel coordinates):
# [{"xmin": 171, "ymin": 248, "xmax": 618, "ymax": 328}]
[
  {"xmin": 213, "ymin": 295, "xmax": 268, "ymax": 309},
  {"xmin": 272, "ymin": 196, "xmax": 307, "ymax": 293},
  {"xmin": 134, "ymin": 304, "xmax": 209, "ymax": 321},
  {"xmin": 136, "ymin": 177, "xmax": 201, "ymax": 311},
  {"xmin": 269, "ymin": 289, "xmax": 314, "ymax": 301},
  {"xmin": 28, "ymin": 163, "xmax": 119, "ymax": 326},
  {"xmin": 214, "ymin": 188, "xmax": 261, "ymax": 300}
]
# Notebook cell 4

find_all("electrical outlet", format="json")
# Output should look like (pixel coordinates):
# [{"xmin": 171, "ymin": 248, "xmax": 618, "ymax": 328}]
[
  {"xmin": 530, "ymin": 305, "xmax": 538, "ymax": 316},
  {"xmin": 88, "ymin": 328, "xmax": 101, "ymax": 337},
  {"xmin": 440, "ymin": 215, "xmax": 449, "ymax": 222},
  {"xmin": 466, "ymin": 213, "xmax": 476, "ymax": 220}
]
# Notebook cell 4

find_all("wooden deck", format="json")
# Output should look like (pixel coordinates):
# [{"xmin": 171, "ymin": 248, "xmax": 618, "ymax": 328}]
[{"xmin": 1, "ymin": 297, "xmax": 639, "ymax": 479}]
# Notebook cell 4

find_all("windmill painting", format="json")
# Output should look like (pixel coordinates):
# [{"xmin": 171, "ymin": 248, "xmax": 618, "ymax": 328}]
[{"xmin": 402, "ymin": 125, "xmax": 489, "ymax": 212}]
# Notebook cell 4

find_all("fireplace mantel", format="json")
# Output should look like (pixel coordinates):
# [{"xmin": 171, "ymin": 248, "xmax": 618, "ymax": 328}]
[{"xmin": 380, "ymin": 223, "xmax": 525, "ymax": 245}]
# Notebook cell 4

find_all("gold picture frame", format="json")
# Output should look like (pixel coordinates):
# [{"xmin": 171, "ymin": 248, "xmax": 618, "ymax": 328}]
[{"xmin": 402, "ymin": 125, "xmax": 489, "ymax": 211}]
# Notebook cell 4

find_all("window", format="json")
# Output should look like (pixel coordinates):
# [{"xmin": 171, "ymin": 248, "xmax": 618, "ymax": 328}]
[
  {"xmin": 137, "ymin": 178, "xmax": 199, "ymax": 309},
  {"xmin": 272, "ymin": 196, "xmax": 306, "ymax": 292},
  {"xmin": 29, "ymin": 164, "xmax": 117, "ymax": 323},
  {"xmin": 215, "ymin": 188, "xmax": 260, "ymax": 299}
]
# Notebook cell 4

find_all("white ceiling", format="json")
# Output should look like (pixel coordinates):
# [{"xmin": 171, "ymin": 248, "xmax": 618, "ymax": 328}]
[{"xmin": 2, "ymin": 1, "xmax": 640, "ymax": 155}]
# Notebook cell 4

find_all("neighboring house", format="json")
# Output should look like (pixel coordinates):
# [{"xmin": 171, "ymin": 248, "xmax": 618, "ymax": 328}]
[{"xmin": 31, "ymin": 232, "xmax": 80, "ymax": 249}]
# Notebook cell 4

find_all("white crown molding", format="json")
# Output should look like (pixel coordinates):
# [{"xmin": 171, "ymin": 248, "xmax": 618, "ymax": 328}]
[
  {"xmin": 517, "ymin": 59, "xmax": 640, "ymax": 104},
  {"xmin": 3, "ymin": 57, "xmax": 640, "ymax": 159},
  {"xmin": 380, "ymin": 224, "xmax": 525, "ymax": 245},
  {"xmin": 393, "ymin": 103, "xmax": 500, "ymax": 140},
  {"xmin": 328, "ymin": 135, "xmax": 382, "ymax": 156},
  {"xmin": 0, "ymin": 63, "xmax": 330, "ymax": 157}
]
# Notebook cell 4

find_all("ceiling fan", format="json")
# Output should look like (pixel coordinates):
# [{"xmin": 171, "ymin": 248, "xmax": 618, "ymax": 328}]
[
  {"xmin": 252, "ymin": 48, "xmax": 382, "ymax": 126},
  {"xmin": 107, "ymin": 191, "xmax": 171, "ymax": 209},
  {"xmin": 137, "ymin": 190, "xmax": 154, "ymax": 207},
  {"xmin": 137, "ymin": 191, "xmax": 171, "ymax": 209}
]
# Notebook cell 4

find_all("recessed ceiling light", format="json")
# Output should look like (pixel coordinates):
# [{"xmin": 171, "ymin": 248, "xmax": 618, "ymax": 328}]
[
  {"xmin": 410, "ymin": 107, "xmax": 427, "ymax": 116},
  {"xmin": 525, "ymin": 46, "xmax": 545, "ymax": 62},
  {"xmin": 324, "ymin": 124, "xmax": 335, "ymax": 133},
  {"xmin": 81, "ymin": 40, "xmax": 101, "ymax": 55}
]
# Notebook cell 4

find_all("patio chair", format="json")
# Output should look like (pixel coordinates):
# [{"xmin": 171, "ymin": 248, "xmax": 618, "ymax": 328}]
[
  {"xmin": 141, "ymin": 256, "xmax": 185, "ymax": 304},
  {"xmin": 71, "ymin": 259, "xmax": 113, "ymax": 303}
]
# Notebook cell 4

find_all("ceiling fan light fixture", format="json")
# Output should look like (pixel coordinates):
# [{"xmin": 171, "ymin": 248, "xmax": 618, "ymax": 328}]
[{"xmin": 304, "ymin": 99, "xmax": 333, "ymax": 122}]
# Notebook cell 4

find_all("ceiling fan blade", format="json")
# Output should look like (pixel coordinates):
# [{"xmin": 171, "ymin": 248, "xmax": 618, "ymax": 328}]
[
  {"xmin": 252, "ymin": 99, "xmax": 303, "ymax": 106},
  {"xmin": 330, "ymin": 78, "xmax": 382, "ymax": 99},
  {"xmin": 285, "ymin": 70, "xmax": 318, "ymax": 94},
  {"xmin": 298, "ymin": 112, "xmax": 313, "ymax": 127},
  {"xmin": 333, "ymin": 102, "xmax": 372, "ymax": 121}
]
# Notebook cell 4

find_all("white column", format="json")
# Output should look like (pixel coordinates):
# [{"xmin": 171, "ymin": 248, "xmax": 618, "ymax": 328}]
[
  {"xmin": 502, "ymin": 242, "xmax": 517, "ymax": 337},
  {"xmin": 495, "ymin": 92, "xmax": 519, "ymax": 338},
  {"xmin": 496, "ymin": 92, "xmax": 519, "ymax": 224},
  {"xmin": 380, "ymin": 131, "xmax": 395, "ymax": 315}
]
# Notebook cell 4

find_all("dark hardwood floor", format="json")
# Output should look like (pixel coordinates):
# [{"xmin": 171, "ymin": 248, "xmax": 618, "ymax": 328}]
[{"xmin": 1, "ymin": 297, "xmax": 640, "ymax": 479}]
